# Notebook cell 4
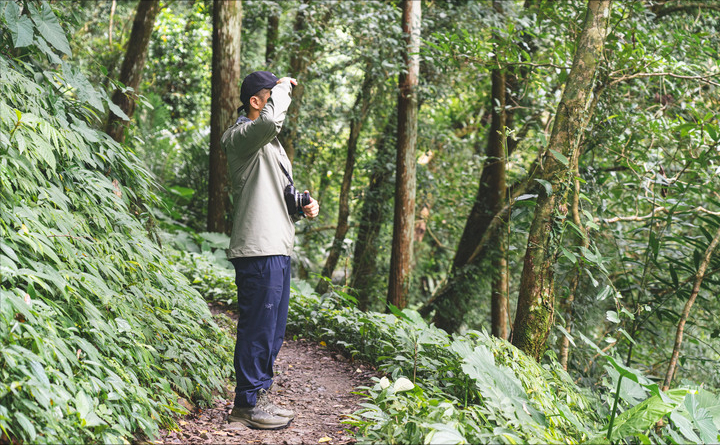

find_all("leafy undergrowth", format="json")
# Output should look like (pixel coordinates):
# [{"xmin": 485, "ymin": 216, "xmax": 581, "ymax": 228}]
[
  {"xmin": 169, "ymin": 244, "xmax": 720, "ymax": 444},
  {"xmin": 0, "ymin": 6, "xmax": 232, "ymax": 443},
  {"xmin": 286, "ymin": 285, "xmax": 720, "ymax": 444}
]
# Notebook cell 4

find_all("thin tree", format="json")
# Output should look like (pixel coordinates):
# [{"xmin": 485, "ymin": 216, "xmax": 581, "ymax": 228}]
[
  {"xmin": 316, "ymin": 65, "xmax": 376, "ymax": 295},
  {"xmin": 265, "ymin": 8, "xmax": 279, "ymax": 67},
  {"xmin": 387, "ymin": 0, "xmax": 421, "ymax": 310},
  {"xmin": 420, "ymin": 0, "xmax": 538, "ymax": 335},
  {"xmin": 106, "ymin": 0, "xmax": 161, "ymax": 143},
  {"xmin": 662, "ymin": 224, "xmax": 720, "ymax": 390},
  {"xmin": 350, "ymin": 113, "xmax": 397, "ymax": 310},
  {"xmin": 511, "ymin": 0, "xmax": 612, "ymax": 360},
  {"xmin": 207, "ymin": 0, "xmax": 242, "ymax": 234}
]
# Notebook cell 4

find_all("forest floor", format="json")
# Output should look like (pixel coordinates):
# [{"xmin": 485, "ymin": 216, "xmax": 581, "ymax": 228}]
[{"xmin": 157, "ymin": 304, "xmax": 378, "ymax": 445}]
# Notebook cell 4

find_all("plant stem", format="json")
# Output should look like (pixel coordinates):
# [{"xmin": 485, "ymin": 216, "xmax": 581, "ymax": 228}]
[{"xmin": 606, "ymin": 374, "xmax": 624, "ymax": 444}]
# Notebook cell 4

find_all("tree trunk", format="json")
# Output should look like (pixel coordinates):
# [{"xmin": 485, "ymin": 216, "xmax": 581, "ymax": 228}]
[
  {"xmin": 207, "ymin": 0, "xmax": 242, "ymax": 234},
  {"xmin": 387, "ymin": 0, "xmax": 421, "ymax": 310},
  {"xmin": 491, "ymin": 229, "xmax": 509, "ymax": 339},
  {"xmin": 662, "ymin": 224, "xmax": 720, "ymax": 390},
  {"xmin": 511, "ymin": 0, "xmax": 612, "ymax": 361},
  {"xmin": 316, "ymin": 66, "xmax": 376, "ymax": 295},
  {"xmin": 350, "ymin": 114, "xmax": 396, "ymax": 311},
  {"xmin": 422, "ymin": 0, "xmax": 538, "ymax": 335},
  {"xmin": 265, "ymin": 12, "xmax": 279, "ymax": 67},
  {"xmin": 105, "ymin": 0, "xmax": 161, "ymax": 143},
  {"xmin": 558, "ymin": 169, "xmax": 588, "ymax": 369},
  {"xmin": 431, "ymin": 67, "xmax": 509, "ymax": 333}
]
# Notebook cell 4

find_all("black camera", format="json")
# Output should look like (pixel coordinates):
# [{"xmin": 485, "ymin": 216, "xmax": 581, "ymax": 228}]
[{"xmin": 284, "ymin": 184, "xmax": 311, "ymax": 217}]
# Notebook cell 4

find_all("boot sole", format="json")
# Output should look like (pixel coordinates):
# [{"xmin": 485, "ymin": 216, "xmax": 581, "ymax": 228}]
[{"xmin": 228, "ymin": 416, "xmax": 292, "ymax": 430}]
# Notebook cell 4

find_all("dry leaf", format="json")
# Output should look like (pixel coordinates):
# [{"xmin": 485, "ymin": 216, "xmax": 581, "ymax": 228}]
[
  {"xmin": 318, "ymin": 437, "xmax": 332, "ymax": 443},
  {"xmin": 112, "ymin": 179, "xmax": 122, "ymax": 198}
]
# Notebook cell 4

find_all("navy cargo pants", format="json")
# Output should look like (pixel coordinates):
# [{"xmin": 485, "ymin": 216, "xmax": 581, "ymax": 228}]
[{"xmin": 230, "ymin": 255, "xmax": 291, "ymax": 408}]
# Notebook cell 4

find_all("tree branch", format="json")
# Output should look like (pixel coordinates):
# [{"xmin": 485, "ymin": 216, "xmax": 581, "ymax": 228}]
[
  {"xmin": 609, "ymin": 71, "xmax": 720, "ymax": 87},
  {"xmin": 601, "ymin": 206, "xmax": 720, "ymax": 224},
  {"xmin": 655, "ymin": 2, "xmax": 720, "ymax": 18}
]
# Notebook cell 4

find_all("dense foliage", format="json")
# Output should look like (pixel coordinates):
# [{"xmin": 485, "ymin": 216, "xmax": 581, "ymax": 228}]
[
  {"xmin": 175, "ymin": 245, "xmax": 720, "ymax": 444},
  {"xmin": 0, "ymin": 3, "xmax": 231, "ymax": 443},
  {"xmin": 2, "ymin": 0, "xmax": 720, "ymax": 443}
]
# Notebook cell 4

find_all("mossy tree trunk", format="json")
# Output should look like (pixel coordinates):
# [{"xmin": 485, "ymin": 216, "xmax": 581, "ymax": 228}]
[
  {"xmin": 106, "ymin": 0, "xmax": 161, "ymax": 143},
  {"xmin": 511, "ymin": 0, "xmax": 612, "ymax": 361},
  {"xmin": 207, "ymin": 0, "xmax": 241, "ymax": 234},
  {"xmin": 387, "ymin": 0, "xmax": 421, "ymax": 310}
]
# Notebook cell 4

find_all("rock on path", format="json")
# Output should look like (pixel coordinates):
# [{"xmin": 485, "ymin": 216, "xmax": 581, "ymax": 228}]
[{"xmin": 159, "ymin": 338, "xmax": 378, "ymax": 445}]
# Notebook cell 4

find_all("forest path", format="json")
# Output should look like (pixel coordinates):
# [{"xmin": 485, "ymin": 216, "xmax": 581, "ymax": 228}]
[{"xmin": 159, "ymin": 306, "xmax": 377, "ymax": 445}]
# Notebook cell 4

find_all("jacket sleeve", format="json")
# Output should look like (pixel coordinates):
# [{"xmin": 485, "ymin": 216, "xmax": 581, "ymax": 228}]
[{"xmin": 221, "ymin": 81, "xmax": 293, "ymax": 159}]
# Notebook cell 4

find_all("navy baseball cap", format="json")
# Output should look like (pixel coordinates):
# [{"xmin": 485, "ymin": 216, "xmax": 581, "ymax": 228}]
[{"xmin": 240, "ymin": 71, "xmax": 279, "ymax": 112}]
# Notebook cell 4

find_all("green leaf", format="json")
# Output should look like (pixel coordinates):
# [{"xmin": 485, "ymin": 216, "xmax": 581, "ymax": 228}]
[
  {"xmin": 695, "ymin": 389, "xmax": 720, "ymax": 429},
  {"xmin": 707, "ymin": 124, "xmax": 719, "ymax": 142},
  {"xmin": 29, "ymin": 132, "xmax": 56, "ymax": 170},
  {"xmin": 15, "ymin": 411, "xmax": 36, "ymax": 441},
  {"xmin": 425, "ymin": 423, "xmax": 466, "ymax": 444},
  {"xmin": 198, "ymin": 231, "xmax": 230, "ymax": 248},
  {"xmin": 606, "ymin": 311, "xmax": 620, "ymax": 324},
  {"xmin": 29, "ymin": 361, "xmax": 50, "ymax": 386},
  {"xmin": 34, "ymin": 35, "xmax": 63, "ymax": 64},
  {"xmin": 670, "ymin": 409, "xmax": 701, "ymax": 443},
  {"xmin": 387, "ymin": 303, "xmax": 412, "ymax": 322},
  {"xmin": 29, "ymin": 2, "xmax": 71, "ymax": 55},
  {"xmin": 4, "ymin": 2, "xmax": 34, "ymax": 48},
  {"xmin": 700, "ymin": 225, "xmax": 714, "ymax": 243},
  {"xmin": 605, "ymin": 355, "xmax": 641, "ymax": 383},
  {"xmin": 607, "ymin": 389, "xmax": 687, "ymax": 442},
  {"xmin": 534, "ymin": 178, "xmax": 553, "ymax": 196},
  {"xmin": 618, "ymin": 328, "xmax": 636, "ymax": 345},
  {"xmin": 556, "ymin": 324, "xmax": 576, "ymax": 346},
  {"xmin": 670, "ymin": 266, "xmax": 679, "ymax": 289},
  {"xmin": 107, "ymin": 99, "xmax": 129, "ymax": 120},
  {"xmin": 685, "ymin": 392, "xmax": 719, "ymax": 444},
  {"xmin": 560, "ymin": 245, "xmax": 577, "ymax": 264},
  {"xmin": 597, "ymin": 285, "xmax": 612, "ymax": 301},
  {"xmin": 549, "ymin": 149, "xmax": 569, "ymax": 166},
  {"xmin": 62, "ymin": 62, "xmax": 103, "ymax": 111}
]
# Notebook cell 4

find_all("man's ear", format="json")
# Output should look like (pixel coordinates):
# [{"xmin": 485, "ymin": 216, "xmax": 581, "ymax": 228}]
[{"xmin": 249, "ymin": 95, "xmax": 261, "ymax": 111}]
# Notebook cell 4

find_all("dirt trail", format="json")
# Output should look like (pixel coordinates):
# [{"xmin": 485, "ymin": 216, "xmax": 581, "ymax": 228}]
[{"xmin": 160, "ymin": 337, "xmax": 377, "ymax": 445}]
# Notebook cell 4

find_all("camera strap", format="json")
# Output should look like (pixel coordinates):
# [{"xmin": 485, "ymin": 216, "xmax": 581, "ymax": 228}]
[{"xmin": 277, "ymin": 161, "xmax": 294, "ymax": 186}]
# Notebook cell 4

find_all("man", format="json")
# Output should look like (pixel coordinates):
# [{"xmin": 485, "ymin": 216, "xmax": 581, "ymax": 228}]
[{"xmin": 221, "ymin": 71, "xmax": 319, "ymax": 430}]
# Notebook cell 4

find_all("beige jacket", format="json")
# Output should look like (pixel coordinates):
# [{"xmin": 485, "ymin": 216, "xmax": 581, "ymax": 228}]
[{"xmin": 221, "ymin": 81, "xmax": 295, "ymax": 259}]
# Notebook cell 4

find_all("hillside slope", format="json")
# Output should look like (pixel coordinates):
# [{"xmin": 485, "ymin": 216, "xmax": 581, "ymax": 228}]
[{"xmin": 0, "ymin": 6, "xmax": 232, "ymax": 442}]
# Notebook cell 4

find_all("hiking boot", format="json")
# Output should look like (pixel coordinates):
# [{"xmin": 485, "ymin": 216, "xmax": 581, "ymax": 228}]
[
  {"xmin": 258, "ymin": 388, "xmax": 295, "ymax": 419},
  {"xmin": 227, "ymin": 405, "xmax": 291, "ymax": 430}
]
